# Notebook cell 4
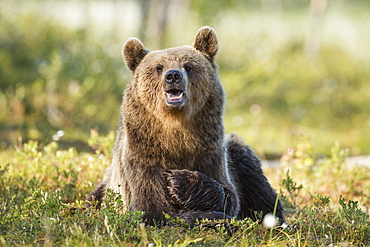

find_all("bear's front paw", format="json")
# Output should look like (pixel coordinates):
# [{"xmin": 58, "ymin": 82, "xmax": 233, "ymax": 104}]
[{"xmin": 165, "ymin": 169, "xmax": 226, "ymax": 212}]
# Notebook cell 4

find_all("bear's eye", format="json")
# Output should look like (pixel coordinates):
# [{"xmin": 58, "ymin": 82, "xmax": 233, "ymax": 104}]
[
  {"xmin": 184, "ymin": 65, "xmax": 192, "ymax": 73},
  {"xmin": 156, "ymin": 65, "xmax": 163, "ymax": 75}
]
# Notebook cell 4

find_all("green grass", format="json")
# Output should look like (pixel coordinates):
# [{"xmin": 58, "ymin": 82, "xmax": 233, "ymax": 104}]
[{"xmin": 1, "ymin": 132, "xmax": 369, "ymax": 246}]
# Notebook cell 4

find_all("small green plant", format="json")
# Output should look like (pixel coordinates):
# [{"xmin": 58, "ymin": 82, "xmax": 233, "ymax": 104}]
[
  {"xmin": 313, "ymin": 194, "xmax": 331, "ymax": 207},
  {"xmin": 338, "ymin": 196, "xmax": 369, "ymax": 224},
  {"xmin": 164, "ymin": 213, "xmax": 190, "ymax": 228},
  {"xmin": 280, "ymin": 169, "xmax": 303, "ymax": 208}
]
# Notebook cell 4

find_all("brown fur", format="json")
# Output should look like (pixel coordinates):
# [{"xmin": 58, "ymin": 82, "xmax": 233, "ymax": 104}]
[{"xmin": 88, "ymin": 26, "xmax": 284, "ymax": 225}]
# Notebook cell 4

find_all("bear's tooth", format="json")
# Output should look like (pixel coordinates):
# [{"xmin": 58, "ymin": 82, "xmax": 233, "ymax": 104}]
[{"xmin": 167, "ymin": 92, "xmax": 183, "ymax": 100}]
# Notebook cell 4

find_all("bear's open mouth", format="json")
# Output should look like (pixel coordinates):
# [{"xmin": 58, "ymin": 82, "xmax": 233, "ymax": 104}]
[{"xmin": 165, "ymin": 89, "xmax": 185, "ymax": 106}]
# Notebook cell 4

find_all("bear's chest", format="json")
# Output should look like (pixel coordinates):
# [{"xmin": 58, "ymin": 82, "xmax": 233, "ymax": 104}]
[{"xmin": 125, "ymin": 121, "xmax": 219, "ymax": 169}]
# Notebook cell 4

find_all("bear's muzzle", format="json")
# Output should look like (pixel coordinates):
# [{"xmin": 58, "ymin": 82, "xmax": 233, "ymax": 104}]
[{"xmin": 163, "ymin": 70, "xmax": 187, "ymax": 108}]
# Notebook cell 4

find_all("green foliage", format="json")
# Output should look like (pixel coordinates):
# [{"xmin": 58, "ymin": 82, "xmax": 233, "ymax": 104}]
[
  {"xmin": 190, "ymin": 0, "xmax": 240, "ymax": 23},
  {"xmin": 339, "ymin": 196, "xmax": 369, "ymax": 225},
  {"xmin": 280, "ymin": 170, "xmax": 303, "ymax": 208},
  {"xmin": 223, "ymin": 38, "xmax": 370, "ymax": 155},
  {"xmin": 1, "ymin": 1, "xmax": 370, "ymax": 156},
  {"xmin": 0, "ymin": 4, "xmax": 125, "ymax": 148},
  {"xmin": 292, "ymin": 196, "xmax": 369, "ymax": 246},
  {"xmin": 88, "ymin": 129, "xmax": 115, "ymax": 156},
  {"xmin": 1, "ymin": 131, "xmax": 370, "ymax": 245},
  {"xmin": 314, "ymin": 195, "xmax": 331, "ymax": 207},
  {"xmin": 0, "ymin": 138, "xmax": 110, "ymax": 205}
]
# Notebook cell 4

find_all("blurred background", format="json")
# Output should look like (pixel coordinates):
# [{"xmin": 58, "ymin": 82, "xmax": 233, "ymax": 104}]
[{"xmin": 0, "ymin": 0, "xmax": 369, "ymax": 157}]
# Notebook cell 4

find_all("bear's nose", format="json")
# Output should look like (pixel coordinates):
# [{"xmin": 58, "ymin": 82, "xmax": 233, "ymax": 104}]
[{"xmin": 165, "ymin": 70, "xmax": 183, "ymax": 84}]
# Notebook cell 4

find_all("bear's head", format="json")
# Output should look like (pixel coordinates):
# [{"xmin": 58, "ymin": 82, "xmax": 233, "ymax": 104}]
[{"xmin": 122, "ymin": 26, "xmax": 224, "ymax": 121}]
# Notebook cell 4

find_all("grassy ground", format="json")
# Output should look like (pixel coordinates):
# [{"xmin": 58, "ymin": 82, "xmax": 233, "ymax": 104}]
[{"xmin": 1, "ymin": 132, "xmax": 369, "ymax": 246}]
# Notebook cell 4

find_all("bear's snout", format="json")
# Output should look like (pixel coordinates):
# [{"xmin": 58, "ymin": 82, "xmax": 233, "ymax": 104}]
[
  {"xmin": 165, "ymin": 70, "xmax": 183, "ymax": 85},
  {"xmin": 163, "ymin": 70, "xmax": 187, "ymax": 108}
]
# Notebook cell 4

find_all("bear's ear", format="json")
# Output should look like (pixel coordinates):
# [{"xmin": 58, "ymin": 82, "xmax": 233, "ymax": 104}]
[
  {"xmin": 193, "ymin": 26, "xmax": 218, "ymax": 61},
  {"xmin": 123, "ymin": 38, "xmax": 150, "ymax": 72}
]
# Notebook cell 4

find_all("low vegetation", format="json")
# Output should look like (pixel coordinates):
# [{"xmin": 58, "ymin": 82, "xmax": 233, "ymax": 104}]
[{"xmin": 1, "ymin": 132, "xmax": 369, "ymax": 246}]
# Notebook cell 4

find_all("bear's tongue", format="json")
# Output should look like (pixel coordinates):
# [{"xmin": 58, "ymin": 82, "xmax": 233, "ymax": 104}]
[{"xmin": 166, "ymin": 90, "xmax": 184, "ymax": 104}]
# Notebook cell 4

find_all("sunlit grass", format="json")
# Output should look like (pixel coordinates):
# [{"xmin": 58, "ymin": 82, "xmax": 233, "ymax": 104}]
[{"xmin": 0, "ymin": 131, "xmax": 369, "ymax": 246}]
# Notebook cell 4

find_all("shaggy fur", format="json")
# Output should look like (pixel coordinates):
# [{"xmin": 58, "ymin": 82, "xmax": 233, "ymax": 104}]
[{"xmin": 88, "ymin": 26, "xmax": 284, "ymax": 225}]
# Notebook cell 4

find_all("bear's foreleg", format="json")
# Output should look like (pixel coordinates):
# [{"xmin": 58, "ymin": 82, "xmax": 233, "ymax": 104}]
[
  {"xmin": 165, "ymin": 169, "xmax": 226, "ymax": 212},
  {"xmin": 126, "ymin": 164, "xmax": 175, "ymax": 226},
  {"xmin": 165, "ymin": 169, "xmax": 238, "ymax": 216}
]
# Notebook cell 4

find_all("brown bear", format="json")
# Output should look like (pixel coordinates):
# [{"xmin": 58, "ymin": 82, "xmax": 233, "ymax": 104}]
[{"xmin": 88, "ymin": 26, "xmax": 284, "ymax": 226}]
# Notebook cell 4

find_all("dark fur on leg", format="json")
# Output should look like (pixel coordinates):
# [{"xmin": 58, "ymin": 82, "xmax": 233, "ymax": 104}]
[{"xmin": 226, "ymin": 133, "xmax": 285, "ymax": 223}]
